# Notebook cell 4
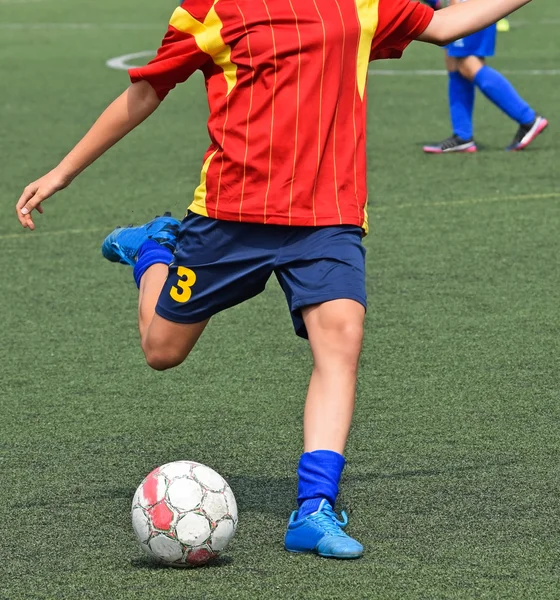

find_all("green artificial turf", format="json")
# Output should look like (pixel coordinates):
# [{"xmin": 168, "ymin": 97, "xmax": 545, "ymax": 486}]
[{"xmin": 1, "ymin": 0, "xmax": 559, "ymax": 598}]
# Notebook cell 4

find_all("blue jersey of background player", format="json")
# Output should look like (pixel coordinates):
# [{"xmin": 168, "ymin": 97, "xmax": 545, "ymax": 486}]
[{"xmin": 423, "ymin": 0, "xmax": 548, "ymax": 153}]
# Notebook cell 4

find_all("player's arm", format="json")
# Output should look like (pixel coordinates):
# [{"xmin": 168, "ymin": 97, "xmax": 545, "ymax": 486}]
[
  {"xmin": 17, "ymin": 4, "xmax": 207, "ymax": 232},
  {"xmin": 16, "ymin": 81, "xmax": 160, "ymax": 230},
  {"xmin": 418, "ymin": 0, "xmax": 531, "ymax": 45}
]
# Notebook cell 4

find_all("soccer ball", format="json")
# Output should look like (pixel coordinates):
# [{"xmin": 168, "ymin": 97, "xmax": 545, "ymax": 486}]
[{"xmin": 131, "ymin": 460, "xmax": 238, "ymax": 567}]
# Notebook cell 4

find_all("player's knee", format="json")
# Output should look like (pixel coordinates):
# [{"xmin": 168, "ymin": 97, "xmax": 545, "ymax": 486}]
[
  {"xmin": 457, "ymin": 57, "xmax": 483, "ymax": 81},
  {"xmin": 457, "ymin": 64, "xmax": 474, "ymax": 81},
  {"xmin": 143, "ymin": 346, "xmax": 187, "ymax": 371},
  {"xmin": 336, "ymin": 321, "xmax": 364, "ymax": 364},
  {"xmin": 316, "ymin": 318, "xmax": 364, "ymax": 366}
]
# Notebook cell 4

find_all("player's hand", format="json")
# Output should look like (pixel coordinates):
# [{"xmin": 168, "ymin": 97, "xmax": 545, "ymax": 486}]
[{"xmin": 16, "ymin": 169, "xmax": 72, "ymax": 230}]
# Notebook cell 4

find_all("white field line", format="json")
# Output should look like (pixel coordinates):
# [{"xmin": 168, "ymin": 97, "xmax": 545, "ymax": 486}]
[
  {"xmin": 372, "ymin": 192, "xmax": 560, "ymax": 213},
  {"xmin": 0, "ymin": 0, "xmax": 46, "ymax": 4},
  {"xmin": 2, "ymin": 193, "xmax": 558, "ymax": 242},
  {"xmin": 369, "ymin": 68, "xmax": 560, "ymax": 76},
  {"xmin": 106, "ymin": 51, "xmax": 157, "ymax": 71},
  {"xmin": 0, "ymin": 227, "xmax": 108, "ymax": 241},
  {"xmin": 103, "ymin": 51, "xmax": 560, "ymax": 76},
  {"xmin": 0, "ymin": 22, "xmax": 162, "ymax": 30}
]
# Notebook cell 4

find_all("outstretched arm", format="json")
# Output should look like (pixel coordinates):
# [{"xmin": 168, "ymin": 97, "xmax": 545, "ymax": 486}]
[
  {"xmin": 418, "ymin": 0, "xmax": 531, "ymax": 46},
  {"xmin": 16, "ymin": 80, "xmax": 160, "ymax": 230}
]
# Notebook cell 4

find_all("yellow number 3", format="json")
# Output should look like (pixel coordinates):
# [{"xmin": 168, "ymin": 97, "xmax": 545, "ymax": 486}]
[{"xmin": 170, "ymin": 267, "xmax": 197, "ymax": 303}]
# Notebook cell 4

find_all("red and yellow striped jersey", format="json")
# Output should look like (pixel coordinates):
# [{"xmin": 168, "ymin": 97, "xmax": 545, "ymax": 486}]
[{"xmin": 130, "ymin": 0, "xmax": 433, "ymax": 231}]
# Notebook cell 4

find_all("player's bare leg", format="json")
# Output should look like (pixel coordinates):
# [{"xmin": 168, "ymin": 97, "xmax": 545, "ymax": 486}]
[
  {"xmin": 137, "ymin": 263, "xmax": 169, "ymax": 337},
  {"xmin": 284, "ymin": 299, "xmax": 365, "ymax": 559},
  {"xmin": 137, "ymin": 264, "xmax": 208, "ymax": 370},
  {"xmin": 456, "ymin": 55, "xmax": 484, "ymax": 81},
  {"xmin": 302, "ymin": 299, "xmax": 365, "ymax": 454},
  {"xmin": 102, "ymin": 213, "xmax": 207, "ymax": 371}
]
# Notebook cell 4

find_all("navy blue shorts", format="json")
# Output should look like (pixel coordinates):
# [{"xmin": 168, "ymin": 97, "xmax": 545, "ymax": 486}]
[
  {"xmin": 446, "ymin": 24, "xmax": 496, "ymax": 58},
  {"xmin": 156, "ymin": 213, "xmax": 366, "ymax": 339}
]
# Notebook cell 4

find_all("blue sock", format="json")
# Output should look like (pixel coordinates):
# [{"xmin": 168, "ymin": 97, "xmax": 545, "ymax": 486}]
[
  {"xmin": 448, "ymin": 71, "xmax": 475, "ymax": 140},
  {"xmin": 133, "ymin": 240, "xmax": 172, "ymax": 289},
  {"xmin": 297, "ymin": 450, "xmax": 346, "ymax": 518},
  {"xmin": 474, "ymin": 65, "xmax": 536, "ymax": 125}
]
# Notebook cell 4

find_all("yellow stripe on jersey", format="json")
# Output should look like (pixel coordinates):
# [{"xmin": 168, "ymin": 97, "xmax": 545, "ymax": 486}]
[
  {"xmin": 189, "ymin": 149, "xmax": 219, "ymax": 217},
  {"xmin": 362, "ymin": 196, "xmax": 369, "ymax": 233},
  {"xmin": 355, "ymin": 0, "xmax": 379, "ymax": 100},
  {"xmin": 170, "ymin": 1, "xmax": 237, "ymax": 95}
]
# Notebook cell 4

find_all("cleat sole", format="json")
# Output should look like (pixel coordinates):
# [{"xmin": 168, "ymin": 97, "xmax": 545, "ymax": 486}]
[
  {"xmin": 285, "ymin": 546, "xmax": 363, "ymax": 559},
  {"xmin": 423, "ymin": 145, "xmax": 477, "ymax": 154}
]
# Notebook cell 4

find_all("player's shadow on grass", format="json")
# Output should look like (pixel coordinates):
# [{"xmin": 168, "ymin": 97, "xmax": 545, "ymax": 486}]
[
  {"xmin": 226, "ymin": 475, "xmax": 296, "ymax": 515},
  {"xmin": 346, "ymin": 459, "xmax": 518, "ymax": 481},
  {"xmin": 226, "ymin": 458, "xmax": 518, "ymax": 515},
  {"xmin": 131, "ymin": 555, "xmax": 234, "ymax": 570}
]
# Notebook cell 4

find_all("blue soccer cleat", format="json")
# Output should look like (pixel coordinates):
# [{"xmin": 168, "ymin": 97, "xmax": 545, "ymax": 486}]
[
  {"xmin": 284, "ymin": 499, "xmax": 364, "ymax": 559},
  {"xmin": 101, "ymin": 212, "xmax": 180, "ymax": 266}
]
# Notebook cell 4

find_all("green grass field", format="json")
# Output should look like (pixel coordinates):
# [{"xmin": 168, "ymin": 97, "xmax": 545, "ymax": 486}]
[{"xmin": 1, "ymin": 1, "xmax": 559, "ymax": 598}]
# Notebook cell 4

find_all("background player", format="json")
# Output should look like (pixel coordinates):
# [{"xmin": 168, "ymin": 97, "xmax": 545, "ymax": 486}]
[
  {"xmin": 16, "ymin": 0, "xmax": 537, "ymax": 560},
  {"xmin": 423, "ymin": 0, "xmax": 547, "ymax": 153}
]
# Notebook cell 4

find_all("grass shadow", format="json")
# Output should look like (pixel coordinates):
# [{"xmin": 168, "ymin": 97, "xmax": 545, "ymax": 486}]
[
  {"xmin": 130, "ymin": 555, "xmax": 234, "ymax": 570},
  {"xmin": 226, "ymin": 474, "xmax": 296, "ymax": 515}
]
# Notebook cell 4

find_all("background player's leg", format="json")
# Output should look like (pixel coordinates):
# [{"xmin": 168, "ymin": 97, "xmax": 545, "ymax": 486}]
[
  {"xmin": 471, "ymin": 63, "xmax": 547, "ymax": 150},
  {"xmin": 456, "ymin": 55, "xmax": 484, "ymax": 81},
  {"xmin": 448, "ymin": 55, "xmax": 476, "ymax": 141},
  {"xmin": 423, "ymin": 55, "xmax": 477, "ymax": 154},
  {"xmin": 472, "ymin": 64, "xmax": 536, "ymax": 126},
  {"xmin": 448, "ymin": 24, "xmax": 544, "ymax": 149}
]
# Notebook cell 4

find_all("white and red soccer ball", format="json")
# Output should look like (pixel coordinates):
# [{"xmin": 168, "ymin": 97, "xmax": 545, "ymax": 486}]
[{"xmin": 131, "ymin": 460, "xmax": 238, "ymax": 567}]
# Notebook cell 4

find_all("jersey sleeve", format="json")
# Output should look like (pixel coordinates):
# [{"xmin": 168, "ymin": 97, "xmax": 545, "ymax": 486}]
[
  {"xmin": 370, "ymin": 0, "xmax": 434, "ymax": 61},
  {"xmin": 129, "ymin": 6, "xmax": 209, "ymax": 100}
]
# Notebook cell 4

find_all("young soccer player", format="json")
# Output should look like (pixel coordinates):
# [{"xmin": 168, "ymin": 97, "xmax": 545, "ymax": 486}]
[
  {"xmin": 423, "ymin": 0, "xmax": 547, "ymax": 153},
  {"xmin": 17, "ymin": 0, "xmax": 535, "ymax": 559}
]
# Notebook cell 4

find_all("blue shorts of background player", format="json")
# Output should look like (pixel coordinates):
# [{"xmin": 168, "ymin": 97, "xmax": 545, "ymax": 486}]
[
  {"xmin": 423, "ymin": 3, "xmax": 548, "ymax": 154},
  {"xmin": 154, "ymin": 213, "xmax": 367, "ymax": 340},
  {"xmin": 446, "ymin": 23, "xmax": 497, "ymax": 59}
]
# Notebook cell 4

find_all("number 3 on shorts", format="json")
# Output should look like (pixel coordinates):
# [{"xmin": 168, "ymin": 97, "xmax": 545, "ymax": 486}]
[{"xmin": 170, "ymin": 267, "xmax": 197, "ymax": 303}]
